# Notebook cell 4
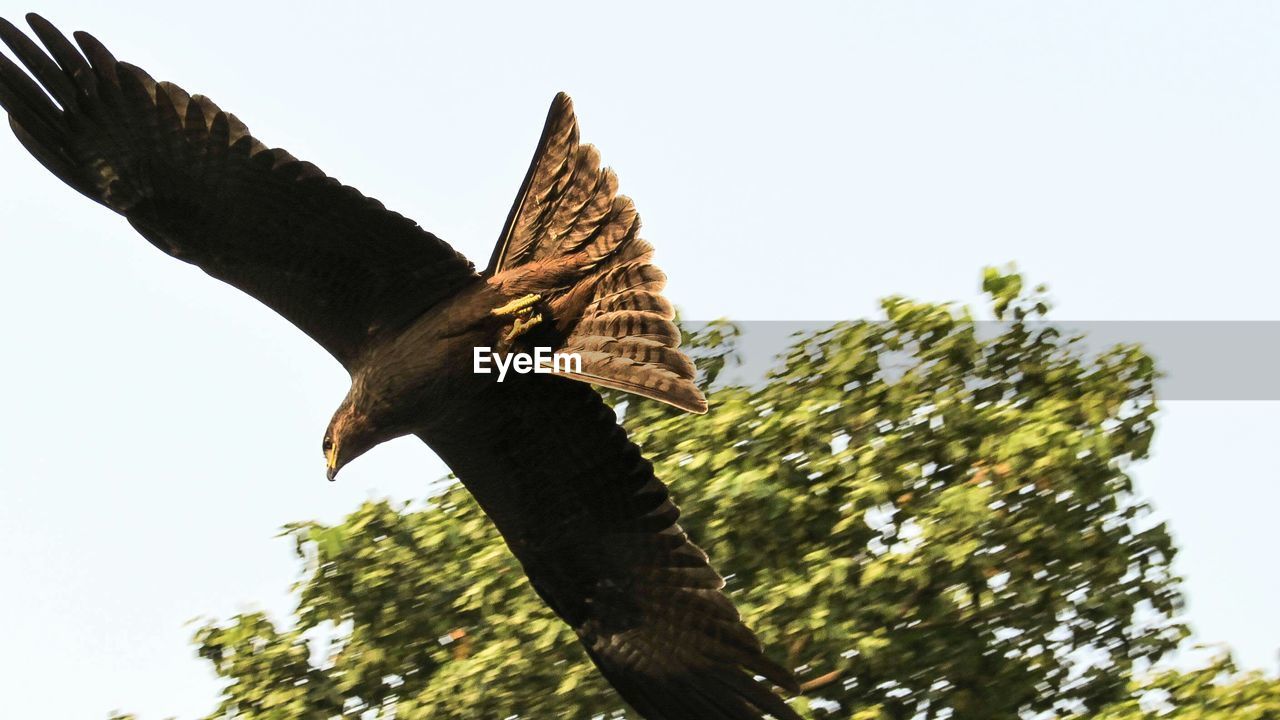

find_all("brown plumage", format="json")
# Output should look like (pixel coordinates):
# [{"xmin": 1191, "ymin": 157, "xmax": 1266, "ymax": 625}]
[
  {"xmin": 0, "ymin": 13, "xmax": 797, "ymax": 719},
  {"xmin": 488, "ymin": 94, "xmax": 706, "ymax": 414}
]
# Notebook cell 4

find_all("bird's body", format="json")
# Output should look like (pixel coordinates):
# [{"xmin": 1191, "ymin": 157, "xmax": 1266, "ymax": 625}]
[
  {"xmin": 345, "ymin": 280, "xmax": 507, "ymax": 437},
  {"xmin": 0, "ymin": 13, "xmax": 801, "ymax": 719}
]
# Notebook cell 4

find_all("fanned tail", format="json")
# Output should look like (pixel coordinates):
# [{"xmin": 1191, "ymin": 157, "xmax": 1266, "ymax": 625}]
[{"xmin": 486, "ymin": 93, "xmax": 707, "ymax": 414}]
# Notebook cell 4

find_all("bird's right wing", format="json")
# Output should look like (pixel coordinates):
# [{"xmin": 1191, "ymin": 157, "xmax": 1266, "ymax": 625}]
[
  {"xmin": 0, "ymin": 14, "xmax": 478, "ymax": 367},
  {"xmin": 421, "ymin": 374, "xmax": 801, "ymax": 720}
]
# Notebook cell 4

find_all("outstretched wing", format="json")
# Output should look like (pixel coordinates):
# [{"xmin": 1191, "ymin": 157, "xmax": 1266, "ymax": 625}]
[
  {"xmin": 0, "ymin": 14, "xmax": 477, "ymax": 366},
  {"xmin": 486, "ymin": 93, "xmax": 707, "ymax": 413},
  {"xmin": 421, "ymin": 375, "xmax": 800, "ymax": 720}
]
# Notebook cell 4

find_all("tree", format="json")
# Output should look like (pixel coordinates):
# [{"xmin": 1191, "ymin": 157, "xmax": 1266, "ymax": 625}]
[
  {"xmin": 1082, "ymin": 651, "xmax": 1280, "ymax": 720},
  {"xmin": 188, "ymin": 268, "xmax": 1264, "ymax": 719}
]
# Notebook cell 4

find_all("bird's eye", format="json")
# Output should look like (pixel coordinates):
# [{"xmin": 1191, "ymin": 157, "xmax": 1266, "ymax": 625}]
[{"xmin": 322, "ymin": 437, "xmax": 333, "ymax": 452}]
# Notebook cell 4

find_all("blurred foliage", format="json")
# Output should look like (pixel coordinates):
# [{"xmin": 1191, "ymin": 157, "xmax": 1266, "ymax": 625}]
[
  {"xmin": 182, "ymin": 268, "xmax": 1277, "ymax": 719},
  {"xmin": 1081, "ymin": 651, "xmax": 1280, "ymax": 720}
]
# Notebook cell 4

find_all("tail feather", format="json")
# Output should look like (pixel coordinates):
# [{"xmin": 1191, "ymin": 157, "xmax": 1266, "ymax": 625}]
[
  {"xmin": 563, "ymin": 351, "xmax": 705, "ymax": 414},
  {"xmin": 569, "ymin": 337, "xmax": 695, "ymax": 377},
  {"xmin": 587, "ymin": 289, "xmax": 673, "ymax": 317},
  {"xmin": 487, "ymin": 93, "xmax": 707, "ymax": 413},
  {"xmin": 573, "ymin": 311, "xmax": 682, "ymax": 346}
]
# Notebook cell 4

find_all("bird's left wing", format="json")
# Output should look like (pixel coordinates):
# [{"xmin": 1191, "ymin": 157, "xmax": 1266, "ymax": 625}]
[
  {"xmin": 421, "ymin": 374, "xmax": 801, "ymax": 720},
  {"xmin": 0, "ymin": 14, "xmax": 478, "ymax": 366}
]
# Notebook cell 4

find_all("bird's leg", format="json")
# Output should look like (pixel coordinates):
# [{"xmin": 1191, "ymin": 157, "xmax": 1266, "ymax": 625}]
[{"xmin": 491, "ymin": 293, "xmax": 544, "ymax": 344}]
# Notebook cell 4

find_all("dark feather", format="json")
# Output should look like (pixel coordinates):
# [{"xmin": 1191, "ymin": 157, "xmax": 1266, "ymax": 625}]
[
  {"xmin": 0, "ymin": 14, "xmax": 477, "ymax": 366},
  {"xmin": 422, "ymin": 376, "xmax": 800, "ymax": 720}
]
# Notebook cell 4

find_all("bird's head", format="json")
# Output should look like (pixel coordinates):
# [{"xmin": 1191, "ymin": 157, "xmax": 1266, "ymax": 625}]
[{"xmin": 323, "ymin": 399, "xmax": 379, "ymax": 482}]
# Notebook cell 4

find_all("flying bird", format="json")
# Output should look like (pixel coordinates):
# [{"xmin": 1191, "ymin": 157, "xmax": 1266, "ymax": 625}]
[{"xmin": 0, "ymin": 13, "xmax": 801, "ymax": 720}]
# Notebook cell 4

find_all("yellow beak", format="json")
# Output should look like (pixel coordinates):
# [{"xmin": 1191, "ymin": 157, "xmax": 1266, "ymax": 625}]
[{"xmin": 326, "ymin": 444, "xmax": 340, "ymax": 482}]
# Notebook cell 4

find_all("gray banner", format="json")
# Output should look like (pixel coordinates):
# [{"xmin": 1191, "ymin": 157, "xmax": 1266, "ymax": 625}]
[{"xmin": 685, "ymin": 321, "xmax": 1280, "ymax": 401}]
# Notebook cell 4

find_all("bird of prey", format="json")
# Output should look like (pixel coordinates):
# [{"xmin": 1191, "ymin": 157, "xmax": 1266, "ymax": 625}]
[{"xmin": 0, "ymin": 14, "xmax": 801, "ymax": 720}]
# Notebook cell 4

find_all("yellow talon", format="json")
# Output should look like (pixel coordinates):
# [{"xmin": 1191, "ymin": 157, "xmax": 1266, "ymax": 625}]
[
  {"xmin": 492, "ymin": 293, "xmax": 541, "ymax": 317},
  {"xmin": 503, "ymin": 313, "xmax": 543, "ymax": 342}
]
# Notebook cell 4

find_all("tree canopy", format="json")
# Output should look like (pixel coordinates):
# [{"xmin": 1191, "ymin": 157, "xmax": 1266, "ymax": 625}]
[{"xmin": 178, "ymin": 268, "xmax": 1275, "ymax": 719}]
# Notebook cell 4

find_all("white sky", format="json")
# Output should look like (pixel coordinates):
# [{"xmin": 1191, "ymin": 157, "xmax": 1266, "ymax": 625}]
[{"xmin": 0, "ymin": 1, "xmax": 1276, "ymax": 717}]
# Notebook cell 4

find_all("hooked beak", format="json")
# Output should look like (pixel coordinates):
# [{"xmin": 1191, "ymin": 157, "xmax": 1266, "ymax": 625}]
[{"xmin": 326, "ymin": 444, "xmax": 340, "ymax": 482}]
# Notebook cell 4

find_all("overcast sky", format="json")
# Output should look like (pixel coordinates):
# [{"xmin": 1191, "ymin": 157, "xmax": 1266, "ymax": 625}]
[{"xmin": 0, "ymin": 2, "xmax": 1277, "ymax": 717}]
